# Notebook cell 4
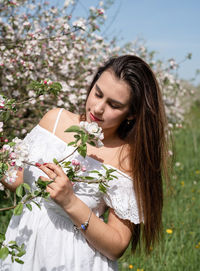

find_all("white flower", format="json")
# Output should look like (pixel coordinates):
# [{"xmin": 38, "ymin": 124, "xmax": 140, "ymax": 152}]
[
  {"xmin": 0, "ymin": 122, "xmax": 3, "ymax": 132},
  {"xmin": 68, "ymin": 93, "xmax": 77, "ymax": 104},
  {"xmin": 57, "ymin": 99, "xmax": 64, "ymax": 106},
  {"xmin": 5, "ymin": 167, "xmax": 18, "ymax": 184},
  {"xmin": 96, "ymin": 139, "xmax": 104, "ymax": 148},
  {"xmin": 28, "ymin": 90, "xmax": 36, "ymax": 97},
  {"xmin": 64, "ymin": 0, "xmax": 74, "ymax": 7},
  {"xmin": 80, "ymin": 121, "xmax": 104, "ymax": 147},
  {"xmin": 4, "ymin": 138, "xmax": 29, "ymax": 168},
  {"xmin": 2, "ymin": 144, "xmax": 12, "ymax": 152},
  {"xmin": 0, "ymin": 182, "xmax": 4, "ymax": 191},
  {"xmin": 6, "ymin": 74, "xmax": 13, "ymax": 81},
  {"xmin": 73, "ymin": 18, "xmax": 86, "ymax": 31},
  {"xmin": 0, "ymin": 95, "xmax": 5, "ymax": 108},
  {"xmin": 13, "ymin": 90, "xmax": 20, "ymax": 97}
]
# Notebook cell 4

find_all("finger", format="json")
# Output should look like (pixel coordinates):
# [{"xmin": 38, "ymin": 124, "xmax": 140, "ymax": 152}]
[
  {"xmin": 42, "ymin": 163, "xmax": 67, "ymax": 178},
  {"xmin": 39, "ymin": 164, "xmax": 58, "ymax": 179}
]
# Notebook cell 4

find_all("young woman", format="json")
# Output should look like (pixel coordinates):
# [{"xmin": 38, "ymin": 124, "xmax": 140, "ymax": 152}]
[{"xmin": 1, "ymin": 55, "xmax": 168, "ymax": 270}]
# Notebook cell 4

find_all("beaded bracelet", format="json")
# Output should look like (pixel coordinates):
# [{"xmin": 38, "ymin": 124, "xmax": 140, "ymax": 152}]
[{"xmin": 74, "ymin": 208, "xmax": 92, "ymax": 232}]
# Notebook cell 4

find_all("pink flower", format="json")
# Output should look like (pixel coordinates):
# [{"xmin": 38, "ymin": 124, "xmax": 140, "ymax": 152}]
[
  {"xmin": 71, "ymin": 159, "xmax": 80, "ymax": 166},
  {"xmin": 9, "ymin": 152, "xmax": 16, "ymax": 159},
  {"xmin": 81, "ymin": 166, "xmax": 86, "ymax": 172},
  {"xmin": 44, "ymin": 80, "xmax": 47, "ymax": 84}
]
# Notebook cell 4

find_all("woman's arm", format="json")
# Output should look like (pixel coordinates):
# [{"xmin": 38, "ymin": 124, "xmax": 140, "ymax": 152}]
[
  {"xmin": 39, "ymin": 163, "xmax": 133, "ymax": 260},
  {"xmin": 66, "ymin": 195, "xmax": 133, "ymax": 260}
]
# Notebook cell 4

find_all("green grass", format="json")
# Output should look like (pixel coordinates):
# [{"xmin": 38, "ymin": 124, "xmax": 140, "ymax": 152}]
[{"xmin": 118, "ymin": 101, "xmax": 200, "ymax": 271}]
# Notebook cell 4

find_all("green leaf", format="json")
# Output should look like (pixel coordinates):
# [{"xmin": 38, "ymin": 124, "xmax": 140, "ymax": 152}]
[
  {"xmin": 36, "ymin": 178, "xmax": 50, "ymax": 189},
  {"xmin": 84, "ymin": 176, "xmax": 95, "ymax": 180},
  {"xmin": 102, "ymin": 164, "xmax": 108, "ymax": 171},
  {"xmin": 4, "ymin": 111, "xmax": 10, "ymax": 122},
  {"xmin": 81, "ymin": 133, "xmax": 88, "ymax": 145},
  {"xmin": 24, "ymin": 194, "xmax": 33, "ymax": 201},
  {"xmin": 111, "ymin": 175, "xmax": 118, "ymax": 179},
  {"xmin": 8, "ymin": 142, "xmax": 16, "ymax": 147},
  {"xmin": 62, "ymin": 161, "xmax": 71, "ymax": 167},
  {"xmin": 77, "ymin": 144, "xmax": 87, "ymax": 158},
  {"xmin": 65, "ymin": 126, "xmax": 81, "ymax": 133},
  {"xmin": 89, "ymin": 170, "xmax": 100, "ymax": 174},
  {"xmin": 34, "ymin": 190, "xmax": 42, "ymax": 196},
  {"xmin": 0, "ymin": 233, "xmax": 5, "ymax": 243},
  {"xmin": 53, "ymin": 158, "xmax": 59, "ymax": 164},
  {"xmin": 15, "ymin": 258, "xmax": 24, "ymax": 264},
  {"xmin": 107, "ymin": 169, "xmax": 116, "ymax": 174},
  {"xmin": 22, "ymin": 183, "xmax": 31, "ymax": 192},
  {"xmin": 13, "ymin": 202, "xmax": 23, "ymax": 216},
  {"xmin": 88, "ymin": 141, "xmax": 95, "ymax": 146},
  {"xmin": 26, "ymin": 203, "xmax": 32, "ymax": 211},
  {"xmin": 99, "ymin": 183, "xmax": 107, "ymax": 193},
  {"xmin": 32, "ymin": 201, "xmax": 41, "ymax": 209},
  {"xmin": 42, "ymin": 192, "xmax": 50, "ymax": 199},
  {"xmin": 0, "ymin": 247, "xmax": 9, "ymax": 260},
  {"xmin": 8, "ymin": 241, "xmax": 17, "ymax": 245},
  {"xmin": 68, "ymin": 141, "xmax": 76, "ymax": 146},
  {"xmin": 103, "ymin": 182, "xmax": 109, "ymax": 187},
  {"xmin": 16, "ymin": 249, "xmax": 26, "ymax": 257},
  {"xmin": 16, "ymin": 184, "xmax": 24, "ymax": 198}
]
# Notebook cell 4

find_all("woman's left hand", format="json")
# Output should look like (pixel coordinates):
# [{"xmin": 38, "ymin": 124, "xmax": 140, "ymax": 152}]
[{"xmin": 38, "ymin": 163, "xmax": 76, "ymax": 209}]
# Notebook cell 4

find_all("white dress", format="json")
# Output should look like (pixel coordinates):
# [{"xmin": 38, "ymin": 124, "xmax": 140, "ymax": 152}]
[{"xmin": 1, "ymin": 114, "xmax": 141, "ymax": 271}]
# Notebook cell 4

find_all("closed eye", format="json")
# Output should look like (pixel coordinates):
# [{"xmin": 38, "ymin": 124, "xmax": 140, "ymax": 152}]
[
  {"xmin": 95, "ymin": 92, "xmax": 102, "ymax": 98},
  {"xmin": 109, "ymin": 102, "xmax": 121, "ymax": 109}
]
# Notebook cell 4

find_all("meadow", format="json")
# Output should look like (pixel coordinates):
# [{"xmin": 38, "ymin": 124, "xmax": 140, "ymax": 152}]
[
  {"xmin": 0, "ymin": 101, "xmax": 199, "ymax": 270},
  {"xmin": 118, "ymin": 100, "xmax": 200, "ymax": 271}
]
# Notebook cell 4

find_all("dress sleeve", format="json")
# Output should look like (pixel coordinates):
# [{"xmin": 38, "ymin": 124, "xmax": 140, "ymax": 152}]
[{"xmin": 103, "ymin": 171, "xmax": 142, "ymax": 224}]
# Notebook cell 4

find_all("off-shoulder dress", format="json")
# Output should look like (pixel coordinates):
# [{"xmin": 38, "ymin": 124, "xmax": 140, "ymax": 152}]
[{"xmin": 1, "ymin": 109, "xmax": 141, "ymax": 271}]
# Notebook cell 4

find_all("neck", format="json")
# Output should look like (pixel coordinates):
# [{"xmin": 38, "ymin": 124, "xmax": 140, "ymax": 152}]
[{"xmin": 102, "ymin": 129, "xmax": 123, "ymax": 148}]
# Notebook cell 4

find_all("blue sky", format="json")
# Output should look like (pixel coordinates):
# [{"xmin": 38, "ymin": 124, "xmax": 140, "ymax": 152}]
[{"xmin": 53, "ymin": 0, "xmax": 200, "ymax": 85}]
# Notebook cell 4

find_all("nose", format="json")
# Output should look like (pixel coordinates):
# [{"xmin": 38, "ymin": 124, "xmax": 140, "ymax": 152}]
[{"xmin": 94, "ymin": 100, "xmax": 105, "ymax": 115}]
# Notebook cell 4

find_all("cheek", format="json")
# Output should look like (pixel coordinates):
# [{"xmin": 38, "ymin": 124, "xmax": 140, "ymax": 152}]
[
  {"xmin": 106, "ymin": 110, "xmax": 127, "ymax": 123},
  {"xmin": 86, "ymin": 92, "xmax": 95, "ymax": 108}
]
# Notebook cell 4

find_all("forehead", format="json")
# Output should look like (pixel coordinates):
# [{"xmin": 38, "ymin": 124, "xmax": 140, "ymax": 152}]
[{"xmin": 96, "ymin": 70, "xmax": 131, "ymax": 103}]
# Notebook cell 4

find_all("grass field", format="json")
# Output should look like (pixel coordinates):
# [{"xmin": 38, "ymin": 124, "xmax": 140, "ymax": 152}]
[
  {"xmin": 1, "ymin": 101, "xmax": 200, "ymax": 270},
  {"xmin": 118, "ymin": 101, "xmax": 200, "ymax": 271}
]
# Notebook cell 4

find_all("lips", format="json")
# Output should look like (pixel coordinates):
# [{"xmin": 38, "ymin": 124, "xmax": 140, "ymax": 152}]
[{"xmin": 89, "ymin": 112, "xmax": 102, "ymax": 122}]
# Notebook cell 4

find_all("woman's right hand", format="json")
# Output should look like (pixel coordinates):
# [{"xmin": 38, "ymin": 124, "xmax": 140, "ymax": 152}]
[{"xmin": 38, "ymin": 163, "xmax": 77, "ymax": 210}]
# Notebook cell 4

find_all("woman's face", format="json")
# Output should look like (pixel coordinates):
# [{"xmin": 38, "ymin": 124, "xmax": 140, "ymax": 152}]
[{"xmin": 85, "ymin": 70, "xmax": 132, "ymax": 138}]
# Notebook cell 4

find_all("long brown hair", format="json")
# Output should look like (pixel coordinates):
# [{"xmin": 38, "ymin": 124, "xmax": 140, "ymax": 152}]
[{"xmin": 87, "ymin": 55, "xmax": 169, "ymax": 253}]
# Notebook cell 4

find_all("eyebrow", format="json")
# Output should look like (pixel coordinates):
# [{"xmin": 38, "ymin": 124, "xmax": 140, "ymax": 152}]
[{"xmin": 95, "ymin": 84, "xmax": 126, "ymax": 107}]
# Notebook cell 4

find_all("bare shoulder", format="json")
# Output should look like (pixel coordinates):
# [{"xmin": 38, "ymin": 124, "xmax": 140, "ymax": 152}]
[{"xmin": 39, "ymin": 108, "xmax": 78, "ymax": 133}]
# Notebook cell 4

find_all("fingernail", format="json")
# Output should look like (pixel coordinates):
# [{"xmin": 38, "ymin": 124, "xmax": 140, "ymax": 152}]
[
  {"xmin": 43, "ymin": 163, "xmax": 48, "ymax": 165},
  {"xmin": 35, "ymin": 163, "xmax": 41, "ymax": 167}
]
